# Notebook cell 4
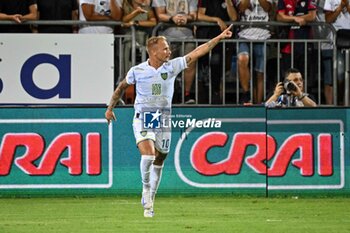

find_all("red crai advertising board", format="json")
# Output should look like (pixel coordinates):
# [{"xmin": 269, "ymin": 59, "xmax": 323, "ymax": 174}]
[
  {"xmin": 0, "ymin": 118, "xmax": 112, "ymax": 189},
  {"xmin": 0, "ymin": 132, "xmax": 101, "ymax": 176},
  {"xmin": 175, "ymin": 118, "xmax": 344, "ymax": 190},
  {"xmin": 190, "ymin": 132, "xmax": 333, "ymax": 177}
]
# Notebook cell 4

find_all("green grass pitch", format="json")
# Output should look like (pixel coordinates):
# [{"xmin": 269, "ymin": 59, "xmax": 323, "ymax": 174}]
[{"xmin": 0, "ymin": 196, "xmax": 349, "ymax": 233}]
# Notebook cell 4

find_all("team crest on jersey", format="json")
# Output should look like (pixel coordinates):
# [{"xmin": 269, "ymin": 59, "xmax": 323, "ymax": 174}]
[
  {"xmin": 161, "ymin": 73, "xmax": 168, "ymax": 80},
  {"xmin": 140, "ymin": 130, "xmax": 147, "ymax": 137}
]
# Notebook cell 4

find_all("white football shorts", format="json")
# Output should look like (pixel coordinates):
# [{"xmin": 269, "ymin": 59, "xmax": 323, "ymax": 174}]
[{"xmin": 132, "ymin": 117, "xmax": 171, "ymax": 154}]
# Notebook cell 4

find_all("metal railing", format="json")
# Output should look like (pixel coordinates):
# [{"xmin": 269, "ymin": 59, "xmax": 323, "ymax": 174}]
[
  {"xmin": 152, "ymin": 21, "xmax": 338, "ymax": 105},
  {"xmin": 0, "ymin": 20, "xmax": 340, "ymax": 105}
]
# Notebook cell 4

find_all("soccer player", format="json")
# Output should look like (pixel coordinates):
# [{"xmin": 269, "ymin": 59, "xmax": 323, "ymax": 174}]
[{"xmin": 105, "ymin": 25, "xmax": 233, "ymax": 217}]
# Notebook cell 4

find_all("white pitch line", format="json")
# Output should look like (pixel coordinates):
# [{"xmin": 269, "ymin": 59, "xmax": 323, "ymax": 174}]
[{"xmin": 266, "ymin": 219, "xmax": 282, "ymax": 222}]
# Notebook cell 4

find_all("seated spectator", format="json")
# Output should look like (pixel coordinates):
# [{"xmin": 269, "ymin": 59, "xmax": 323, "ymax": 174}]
[
  {"xmin": 36, "ymin": 0, "xmax": 79, "ymax": 33},
  {"xmin": 265, "ymin": 68, "xmax": 317, "ymax": 107},
  {"xmin": 79, "ymin": 0, "xmax": 122, "ymax": 34},
  {"xmin": 197, "ymin": 0, "xmax": 238, "ymax": 104},
  {"xmin": 0, "ymin": 0, "xmax": 38, "ymax": 33}
]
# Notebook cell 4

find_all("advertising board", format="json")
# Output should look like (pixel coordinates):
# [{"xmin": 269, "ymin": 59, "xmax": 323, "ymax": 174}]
[
  {"xmin": 0, "ymin": 107, "xmax": 348, "ymax": 196},
  {"xmin": 0, "ymin": 34, "xmax": 114, "ymax": 104}
]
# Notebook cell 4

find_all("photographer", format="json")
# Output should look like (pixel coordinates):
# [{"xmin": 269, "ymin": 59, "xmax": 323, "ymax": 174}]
[{"xmin": 265, "ymin": 68, "xmax": 317, "ymax": 107}]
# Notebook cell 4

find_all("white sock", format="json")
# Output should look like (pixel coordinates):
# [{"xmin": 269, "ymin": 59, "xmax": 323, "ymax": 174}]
[
  {"xmin": 140, "ymin": 155, "xmax": 155, "ymax": 192},
  {"xmin": 150, "ymin": 164, "xmax": 164, "ymax": 202}
]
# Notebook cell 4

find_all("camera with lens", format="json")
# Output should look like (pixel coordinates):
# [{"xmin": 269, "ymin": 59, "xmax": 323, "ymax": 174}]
[{"xmin": 283, "ymin": 80, "xmax": 297, "ymax": 93}]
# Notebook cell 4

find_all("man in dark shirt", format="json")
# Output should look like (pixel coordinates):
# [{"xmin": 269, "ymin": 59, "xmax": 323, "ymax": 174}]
[
  {"xmin": 276, "ymin": 0, "xmax": 317, "ymax": 78},
  {"xmin": 0, "ymin": 0, "xmax": 38, "ymax": 33},
  {"xmin": 197, "ymin": 0, "xmax": 238, "ymax": 104},
  {"xmin": 37, "ymin": 0, "xmax": 79, "ymax": 33}
]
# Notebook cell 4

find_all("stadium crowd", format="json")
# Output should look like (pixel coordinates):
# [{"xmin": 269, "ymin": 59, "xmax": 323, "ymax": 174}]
[{"xmin": 0, "ymin": 0, "xmax": 349, "ymax": 106}]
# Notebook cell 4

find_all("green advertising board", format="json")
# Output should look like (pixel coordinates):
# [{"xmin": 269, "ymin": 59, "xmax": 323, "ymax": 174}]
[
  {"xmin": 266, "ymin": 108, "xmax": 348, "ymax": 196},
  {"xmin": 0, "ymin": 107, "xmax": 349, "ymax": 196}
]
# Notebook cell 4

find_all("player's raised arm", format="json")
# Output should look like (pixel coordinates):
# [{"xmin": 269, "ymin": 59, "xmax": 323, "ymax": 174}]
[
  {"xmin": 105, "ymin": 79, "xmax": 130, "ymax": 124},
  {"xmin": 185, "ymin": 24, "xmax": 233, "ymax": 66}
]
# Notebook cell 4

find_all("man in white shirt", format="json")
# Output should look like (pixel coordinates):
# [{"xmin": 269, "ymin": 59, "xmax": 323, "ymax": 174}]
[
  {"xmin": 323, "ymin": 0, "xmax": 350, "ymax": 104},
  {"xmin": 324, "ymin": 0, "xmax": 350, "ymax": 30},
  {"xmin": 105, "ymin": 25, "xmax": 233, "ymax": 217},
  {"xmin": 79, "ymin": 0, "xmax": 122, "ymax": 34}
]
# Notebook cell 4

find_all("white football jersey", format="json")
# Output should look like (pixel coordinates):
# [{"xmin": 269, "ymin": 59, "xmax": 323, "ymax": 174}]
[{"xmin": 126, "ymin": 57, "xmax": 187, "ymax": 113}]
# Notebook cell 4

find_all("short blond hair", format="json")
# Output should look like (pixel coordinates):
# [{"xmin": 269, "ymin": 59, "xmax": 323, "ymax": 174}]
[{"xmin": 146, "ymin": 36, "xmax": 167, "ymax": 53}]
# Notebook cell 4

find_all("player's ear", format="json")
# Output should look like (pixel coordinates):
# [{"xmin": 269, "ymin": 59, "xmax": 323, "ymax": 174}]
[{"xmin": 149, "ymin": 48, "xmax": 156, "ymax": 57}]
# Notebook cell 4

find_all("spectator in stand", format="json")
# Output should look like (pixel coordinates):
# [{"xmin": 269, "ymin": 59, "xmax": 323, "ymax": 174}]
[
  {"xmin": 36, "ymin": 0, "xmax": 79, "ymax": 33},
  {"xmin": 276, "ymin": 0, "xmax": 317, "ymax": 80},
  {"xmin": 315, "ymin": 0, "xmax": 333, "ymax": 104},
  {"xmin": 197, "ymin": 0, "xmax": 238, "ymax": 104},
  {"xmin": 152, "ymin": 0, "xmax": 198, "ymax": 104},
  {"xmin": 323, "ymin": 0, "xmax": 350, "ymax": 105},
  {"xmin": 236, "ymin": 0, "xmax": 273, "ymax": 104},
  {"xmin": 0, "ymin": 0, "xmax": 38, "ymax": 33},
  {"xmin": 121, "ymin": 0, "xmax": 157, "ymax": 73},
  {"xmin": 79, "ymin": 0, "xmax": 122, "ymax": 34}
]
